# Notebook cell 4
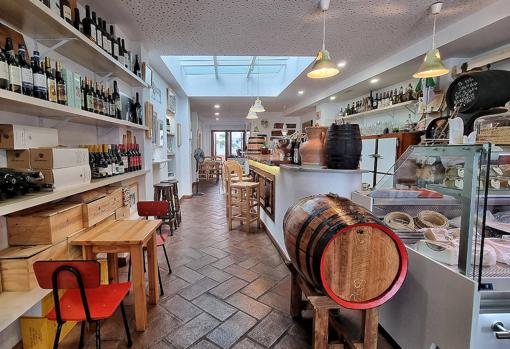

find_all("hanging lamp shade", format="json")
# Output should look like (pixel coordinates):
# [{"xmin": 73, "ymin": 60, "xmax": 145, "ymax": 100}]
[
  {"xmin": 250, "ymin": 97, "xmax": 266, "ymax": 112},
  {"xmin": 246, "ymin": 110, "xmax": 258, "ymax": 120},
  {"xmin": 413, "ymin": 48, "xmax": 449, "ymax": 78},
  {"xmin": 307, "ymin": 49, "xmax": 340, "ymax": 79}
]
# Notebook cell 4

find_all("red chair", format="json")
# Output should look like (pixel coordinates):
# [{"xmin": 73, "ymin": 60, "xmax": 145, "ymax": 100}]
[
  {"xmin": 33, "ymin": 260, "xmax": 132, "ymax": 349},
  {"xmin": 127, "ymin": 201, "xmax": 172, "ymax": 296}
]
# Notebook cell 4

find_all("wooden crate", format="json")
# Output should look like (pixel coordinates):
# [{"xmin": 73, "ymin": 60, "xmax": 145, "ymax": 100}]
[
  {"xmin": 0, "ymin": 232, "xmax": 82, "ymax": 291},
  {"xmin": 66, "ymin": 187, "xmax": 124, "ymax": 227},
  {"xmin": 115, "ymin": 206, "xmax": 131, "ymax": 220},
  {"xmin": 106, "ymin": 187, "xmax": 124, "ymax": 211},
  {"xmin": 7, "ymin": 203, "xmax": 83, "ymax": 246},
  {"xmin": 21, "ymin": 317, "xmax": 76, "ymax": 349}
]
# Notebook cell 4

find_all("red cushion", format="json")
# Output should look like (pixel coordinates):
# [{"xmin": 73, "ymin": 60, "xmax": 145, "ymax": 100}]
[{"xmin": 47, "ymin": 282, "xmax": 131, "ymax": 321}]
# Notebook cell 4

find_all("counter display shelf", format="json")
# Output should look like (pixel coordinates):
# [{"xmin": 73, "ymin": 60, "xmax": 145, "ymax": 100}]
[{"xmin": 352, "ymin": 143, "xmax": 510, "ymax": 349}]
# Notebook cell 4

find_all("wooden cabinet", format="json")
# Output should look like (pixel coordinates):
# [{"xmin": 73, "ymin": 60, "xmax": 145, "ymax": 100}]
[{"xmin": 360, "ymin": 132, "xmax": 421, "ymax": 188}]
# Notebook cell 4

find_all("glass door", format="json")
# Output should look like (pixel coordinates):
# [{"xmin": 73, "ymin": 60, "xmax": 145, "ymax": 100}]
[
  {"xmin": 230, "ymin": 131, "xmax": 244, "ymax": 157},
  {"xmin": 211, "ymin": 130, "xmax": 246, "ymax": 159},
  {"xmin": 212, "ymin": 131, "xmax": 226, "ymax": 159}
]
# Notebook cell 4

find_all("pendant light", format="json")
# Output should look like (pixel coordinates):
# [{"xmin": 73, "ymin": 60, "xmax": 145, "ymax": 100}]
[
  {"xmin": 246, "ymin": 110, "xmax": 258, "ymax": 120},
  {"xmin": 307, "ymin": 0, "xmax": 339, "ymax": 79},
  {"xmin": 413, "ymin": 2, "xmax": 449, "ymax": 79},
  {"xmin": 250, "ymin": 59, "xmax": 266, "ymax": 112}
]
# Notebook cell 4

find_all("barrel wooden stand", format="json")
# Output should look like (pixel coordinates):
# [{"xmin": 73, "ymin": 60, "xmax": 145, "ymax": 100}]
[{"xmin": 290, "ymin": 266, "xmax": 379, "ymax": 349}]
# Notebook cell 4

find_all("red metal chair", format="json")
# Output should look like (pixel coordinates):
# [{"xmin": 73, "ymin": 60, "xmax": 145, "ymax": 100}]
[
  {"xmin": 33, "ymin": 260, "xmax": 132, "ymax": 349},
  {"xmin": 127, "ymin": 201, "xmax": 172, "ymax": 296}
]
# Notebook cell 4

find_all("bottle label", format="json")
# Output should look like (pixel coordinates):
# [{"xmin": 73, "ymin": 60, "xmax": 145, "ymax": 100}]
[
  {"xmin": 103, "ymin": 37, "xmax": 110, "ymax": 53},
  {"xmin": 93, "ymin": 96, "xmax": 98, "ymax": 111},
  {"xmin": 57, "ymin": 82, "xmax": 66, "ymax": 103},
  {"xmin": 21, "ymin": 67, "xmax": 33, "ymax": 86},
  {"xmin": 98, "ymin": 166, "xmax": 108, "ymax": 177},
  {"xmin": 90, "ymin": 25, "xmax": 97, "ymax": 42},
  {"xmin": 97, "ymin": 33, "xmax": 103, "ymax": 48},
  {"xmin": 113, "ymin": 43, "xmax": 119, "ymax": 58},
  {"xmin": 118, "ymin": 163, "xmax": 125, "ymax": 174},
  {"xmin": 81, "ymin": 93, "xmax": 85, "ymax": 109},
  {"xmin": 87, "ymin": 94, "xmax": 93, "ymax": 109},
  {"xmin": 116, "ymin": 98, "xmax": 122, "ymax": 113},
  {"xmin": 63, "ymin": 5, "xmax": 72, "ymax": 21},
  {"xmin": 118, "ymin": 54, "xmax": 124, "ymax": 67},
  {"xmin": 47, "ymin": 78, "xmax": 57, "ymax": 102},
  {"xmin": 110, "ymin": 102, "xmax": 115, "ymax": 117},
  {"xmin": 0, "ymin": 61, "xmax": 8, "ymax": 80},
  {"xmin": 122, "ymin": 155, "xmax": 128, "ymax": 169},
  {"xmin": 9, "ymin": 66, "xmax": 21, "ymax": 86}
]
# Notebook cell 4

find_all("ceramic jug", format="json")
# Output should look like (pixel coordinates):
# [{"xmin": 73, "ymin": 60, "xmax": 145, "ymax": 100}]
[{"xmin": 299, "ymin": 126, "xmax": 328, "ymax": 167}]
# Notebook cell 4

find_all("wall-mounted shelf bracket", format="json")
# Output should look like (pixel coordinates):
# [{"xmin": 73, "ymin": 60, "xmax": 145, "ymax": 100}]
[{"xmin": 37, "ymin": 38, "xmax": 76, "ymax": 56}]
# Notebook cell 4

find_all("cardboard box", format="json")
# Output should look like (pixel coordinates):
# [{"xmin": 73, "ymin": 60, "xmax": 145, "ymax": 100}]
[
  {"xmin": 115, "ymin": 205, "xmax": 130, "ymax": 220},
  {"xmin": 21, "ymin": 317, "xmax": 76, "ymax": 349},
  {"xmin": 73, "ymin": 73, "xmax": 82, "ymax": 110},
  {"xmin": 61, "ymin": 68, "xmax": 74, "ymax": 108},
  {"xmin": 30, "ymin": 147, "xmax": 88, "ymax": 169},
  {"xmin": 6, "ymin": 150, "xmax": 31, "ymax": 169},
  {"xmin": 7, "ymin": 202, "xmax": 84, "ymax": 246},
  {"xmin": 0, "ymin": 125, "xmax": 58, "ymax": 150},
  {"xmin": 40, "ymin": 165, "xmax": 91, "ymax": 189}
]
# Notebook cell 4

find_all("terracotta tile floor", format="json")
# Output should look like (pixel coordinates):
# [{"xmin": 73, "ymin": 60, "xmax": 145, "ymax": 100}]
[{"xmin": 58, "ymin": 183, "xmax": 397, "ymax": 349}]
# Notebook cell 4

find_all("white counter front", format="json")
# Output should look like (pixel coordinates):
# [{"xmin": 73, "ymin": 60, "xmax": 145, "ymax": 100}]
[{"xmin": 248, "ymin": 160, "xmax": 363, "ymax": 259}]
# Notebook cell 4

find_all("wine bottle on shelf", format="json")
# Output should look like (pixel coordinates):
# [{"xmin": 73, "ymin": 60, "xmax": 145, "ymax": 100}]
[
  {"xmin": 95, "ymin": 82, "xmax": 102, "ymax": 114},
  {"xmin": 102, "ymin": 85, "xmax": 109, "ymax": 116},
  {"xmin": 80, "ymin": 79, "xmax": 86, "ymax": 110},
  {"xmin": 73, "ymin": 8, "xmax": 81, "ymax": 32},
  {"xmin": 83, "ymin": 5, "xmax": 96, "ymax": 43},
  {"xmin": 18, "ymin": 44, "xmax": 33, "ymax": 96},
  {"xmin": 107, "ymin": 144, "xmax": 117, "ymax": 176},
  {"xmin": 136, "ymin": 144, "xmax": 142, "ymax": 170},
  {"xmin": 132, "ymin": 92, "xmax": 142, "ymax": 125},
  {"xmin": 117, "ymin": 38, "xmax": 125, "ymax": 67},
  {"xmin": 112, "ymin": 80, "xmax": 122, "ymax": 119},
  {"xmin": 120, "ymin": 144, "xmax": 129, "ymax": 172},
  {"xmin": 91, "ymin": 81, "xmax": 98, "ymax": 113},
  {"xmin": 102, "ymin": 20, "xmax": 112, "ymax": 56},
  {"xmin": 96, "ymin": 145, "xmax": 108, "ymax": 178},
  {"xmin": 92, "ymin": 12, "xmax": 102, "ymax": 48},
  {"xmin": 114, "ymin": 144, "xmax": 125, "ymax": 174},
  {"xmin": 85, "ymin": 78, "xmax": 93, "ymax": 112},
  {"xmin": 32, "ymin": 50, "xmax": 47, "ymax": 100},
  {"xmin": 133, "ymin": 54, "xmax": 141, "ymax": 77},
  {"xmin": 97, "ymin": 16, "xmax": 105, "ymax": 51},
  {"xmin": 45, "ymin": 57, "xmax": 57, "ymax": 102},
  {"xmin": 55, "ymin": 61, "xmax": 67, "ymax": 105},
  {"xmin": 60, "ymin": 0, "xmax": 72, "ymax": 24},
  {"xmin": 87, "ymin": 145, "xmax": 98, "ymax": 179},
  {"xmin": 102, "ymin": 144, "xmax": 112, "ymax": 177},
  {"xmin": 5, "ymin": 38, "xmax": 21, "ymax": 94},
  {"xmin": 110, "ymin": 25, "xmax": 119, "ymax": 60},
  {"xmin": 0, "ymin": 45, "xmax": 8, "ymax": 90},
  {"xmin": 107, "ymin": 88, "xmax": 115, "ymax": 117},
  {"xmin": 121, "ymin": 39, "xmax": 130, "ymax": 69}
]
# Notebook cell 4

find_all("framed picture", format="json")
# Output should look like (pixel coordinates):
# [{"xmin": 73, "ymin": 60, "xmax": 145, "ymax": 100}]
[
  {"xmin": 177, "ymin": 123, "xmax": 182, "ymax": 147},
  {"xmin": 167, "ymin": 88, "xmax": 176, "ymax": 114},
  {"xmin": 142, "ymin": 62, "xmax": 153, "ymax": 87},
  {"xmin": 151, "ymin": 86, "xmax": 161, "ymax": 103}
]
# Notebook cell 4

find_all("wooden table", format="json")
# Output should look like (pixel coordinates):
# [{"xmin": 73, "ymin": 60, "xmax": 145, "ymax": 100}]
[{"xmin": 71, "ymin": 219, "xmax": 162, "ymax": 331}]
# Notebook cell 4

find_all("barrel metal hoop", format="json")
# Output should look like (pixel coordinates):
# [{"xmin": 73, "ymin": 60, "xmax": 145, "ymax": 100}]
[
  {"xmin": 311, "ymin": 220, "xmax": 347, "ymax": 286},
  {"xmin": 294, "ymin": 205, "xmax": 330, "ymax": 272}
]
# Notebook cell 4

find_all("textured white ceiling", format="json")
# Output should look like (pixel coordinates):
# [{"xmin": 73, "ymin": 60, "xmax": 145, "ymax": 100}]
[{"xmin": 111, "ymin": 0, "xmax": 499, "ymax": 117}]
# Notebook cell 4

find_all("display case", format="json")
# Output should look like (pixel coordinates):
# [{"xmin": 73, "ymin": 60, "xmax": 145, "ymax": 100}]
[{"xmin": 352, "ymin": 143, "xmax": 510, "ymax": 348}]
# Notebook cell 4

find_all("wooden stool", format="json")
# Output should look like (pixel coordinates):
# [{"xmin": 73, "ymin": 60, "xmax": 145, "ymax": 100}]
[
  {"xmin": 290, "ymin": 266, "xmax": 379, "ymax": 349},
  {"xmin": 161, "ymin": 179, "xmax": 181, "ymax": 225},
  {"xmin": 228, "ymin": 181, "xmax": 260, "ymax": 232},
  {"xmin": 224, "ymin": 160, "xmax": 253, "ymax": 218},
  {"xmin": 153, "ymin": 183, "xmax": 177, "ymax": 234}
]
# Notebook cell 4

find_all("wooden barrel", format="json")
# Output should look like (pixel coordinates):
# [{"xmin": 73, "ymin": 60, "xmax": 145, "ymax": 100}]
[
  {"xmin": 283, "ymin": 194, "xmax": 407, "ymax": 309},
  {"xmin": 325, "ymin": 123, "xmax": 362, "ymax": 169},
  {"xmin": 446, "ymin": 70, "xmax": 510, "ymax": 113},
  {"xmin": 247, "ymin": 136, "xmax": 266, "ymax": 154}
]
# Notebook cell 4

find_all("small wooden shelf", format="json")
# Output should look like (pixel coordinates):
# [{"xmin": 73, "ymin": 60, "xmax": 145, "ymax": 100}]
[
  {"xmin": 0, "ymin": 287, "xmax": 51, "ymax": 332},
  {"xmin": 0, "ymin": 0, "xmax": 147, "ymax": 88},
  {"xmin": 341, "ymin": 101, "xmax": 417, "ymax": 120},
  {"xmin": 0, "ymin": 89, "xmax": 148, "ymax": 130},
  {"xmin": 0, "ymin": 169, "xmax": 148, "ymax": 216}
]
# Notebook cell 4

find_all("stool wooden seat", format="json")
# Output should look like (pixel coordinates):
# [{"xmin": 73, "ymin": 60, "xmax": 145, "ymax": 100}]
[
  {"xmin": 227, "ymin": 180, "xmax": 260, "ymax": 233},
  {"xmin": 153, "ymin": 183, "xmax": 178, "ymax": 233},
  {"xmin": 160, "ymin": 179, "xmax": 181, "ymax": 225},
  {"xmin": 289, "ymin": 265, "xmax": 379, "ymax": 349}
]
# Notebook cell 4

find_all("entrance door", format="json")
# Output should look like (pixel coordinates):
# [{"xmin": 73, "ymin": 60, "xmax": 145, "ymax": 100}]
[{"xmin": 211, "ymin": 130, "xmax": 246, "ymax": 159}]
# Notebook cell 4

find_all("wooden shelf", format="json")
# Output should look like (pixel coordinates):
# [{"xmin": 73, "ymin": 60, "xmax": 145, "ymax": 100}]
[
  {"xmin": 0, "ymin": 0, "xmax": 147, "ymax": 88},
  {"xmin": 0, "ymin": 287, "xmax": 51, "ymax": 332},
  {"xmin": 341, "ymin": 101, "xmax": 417, "ymax": 120},
  {"xmin": 0, "ymin": 89, "xmax": 148, "ymax": 130},
  {"xmin": 0, "ymin": 169, "xmax": 148, "ymax": 216}
]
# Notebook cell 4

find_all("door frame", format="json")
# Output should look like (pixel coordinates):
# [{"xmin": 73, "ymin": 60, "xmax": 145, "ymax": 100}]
[{"xmin": 211, "ymin": 130, "xmax": 246, "ymax": 159}]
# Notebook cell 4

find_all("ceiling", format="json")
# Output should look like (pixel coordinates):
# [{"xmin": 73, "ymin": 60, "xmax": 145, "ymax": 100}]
[{"xmin": 94, "ymin": 0, "xmax": 502, "ymax": 119}]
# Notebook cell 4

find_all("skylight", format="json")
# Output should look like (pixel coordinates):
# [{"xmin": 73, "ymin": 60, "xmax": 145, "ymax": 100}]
[{"xmin": 161, "ymin": 55, "xmax": 315, "ymax": 97}]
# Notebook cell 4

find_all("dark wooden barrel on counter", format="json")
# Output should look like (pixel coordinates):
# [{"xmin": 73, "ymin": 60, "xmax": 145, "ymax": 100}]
[
  {"xmin": 325, "ymin": 123, "xmax": 362, "ymax": 169},
  {"xmin": 446, "ymin": 70, "xmax": 510, "ymax": 113},
  {"xmin": 283, "ymin": 194, "xmax": 407, "ymax": 309}
]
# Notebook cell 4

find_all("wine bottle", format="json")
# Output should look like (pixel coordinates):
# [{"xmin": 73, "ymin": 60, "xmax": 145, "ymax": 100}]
[
  {"xmin": 55, "ymin": 61, "xmax": 67, "ymax": 105},
  {"xmin": 136, "ymin": 144, "xmax": 142, "ymax": 170},
  {"xmin": 102, "ymin": 20, "xmax": 111, "ymax": 56},
  {"xmin": 96, "ymin": 145, "xmax": 108, "ymax": 178},
  {"xmin": 114, "ymin": 144, "xmax": 125, "ymax": 174},
  {"xmin": 45, "ymin": 57, "xmax": 57, "ymax": 102},
  {"xmin": 80, "ymin": 79, "xmax": 86, "ymax": 110},
  {"xmin": 18, "ymin": 44, "xmax": 33, "ymax": 96},
  {"xmin": 121, "ymin": 39, "xmax": 130, "ymax": 69},
  {"xmin": 73, "ymin": 8, "xmax": 81, "ymax": 32},
  {"xmin": 92, "ymin": 81, "xmax": 99, "ymax": 113},
  {"xmin": 83, "ymin": 6, "xmax": 96, "ymax": 43},
  {"xmin": 5, "ymin": 38, "xmax": 21, "ymax": 93},
  {"xmin": 120, "ymin": 144, "xmax": 129, "ymax": 173},
  {"xmin": 132, "ymin": 92, "xmax": 142, "ymax": 125},
  {"xmin": 97, "ymin": 16, "xmax": 105, "ymax": 51},
  {"xmin": 107, "ymin": 88, "xmax": 115, "ymax": 117},
  {"xmin": 32, "ymin": 50, "xmax": 47, "ymax": 100},
  {"xmin": 133, "ymin": 54, "xmax": 141, "ymax": 77},
  {"xmin": 110, "ymin": 25, "xmax": 119, "ymax": 60},
  {"xmin": 117, "ymin": 38, "xmax": 125, "ymax": 67},
  {"xmin": 0, "ymin": 45, "xmax": 8, "ymax": 90},
  {"xmin": 85, "ymin": 78, "xmax": 94, "ymax": 112},
  {"xmin": 102, "ymin": 85, "xmax": 108, "ymax": 115},
  {"xmin": 92, "ymin": 12, "xmax": 102, "ymax": 48},
  {"xmin": 95, "ymin": 82, "xmax": 103, "ymax": 114},
  {"xmin": 60, "ymin": 0, "xmax": 72, "ymax": 24},
  {"xmin": 113, "ymin": 80, "xmax": 122, "ymax": 119}
]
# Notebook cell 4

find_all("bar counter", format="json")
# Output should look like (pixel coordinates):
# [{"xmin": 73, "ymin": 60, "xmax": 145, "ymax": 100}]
[{"xmin": 247, "ymin": 156, "xmax": 364, "ymax": 258}]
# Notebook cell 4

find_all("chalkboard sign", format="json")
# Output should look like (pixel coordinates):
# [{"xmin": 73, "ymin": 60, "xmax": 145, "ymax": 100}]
[{"xmin": 450, "ymin": 76, "xmax": 479, "ymax": 109}]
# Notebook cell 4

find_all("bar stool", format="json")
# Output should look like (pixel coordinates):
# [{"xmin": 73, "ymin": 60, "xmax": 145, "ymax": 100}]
[
  {"xmin": 161, "ymin": 179, "xmax": 181, "ymax": 226},
  {"xmin": 223, "ymin": 160, "xmax": 253, "ymax": 218},
  {"xmin": 226, "ymin": 165, "xmax": 260, "ymax": 232},
  {"xmin": 153, "ymin": 183, "xmax": 177, "ymax": 234}
]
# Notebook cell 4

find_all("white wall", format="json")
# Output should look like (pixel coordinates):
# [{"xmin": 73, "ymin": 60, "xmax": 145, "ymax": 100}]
[{"xmin": 174, "ymin": 96, "xmax": 193, "ymax": 196}]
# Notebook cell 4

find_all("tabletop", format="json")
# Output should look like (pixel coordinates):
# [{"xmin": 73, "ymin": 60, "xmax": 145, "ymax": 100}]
[{"xmin": 71, "ymin": 219, "xmax": 162, "ymax": 246}]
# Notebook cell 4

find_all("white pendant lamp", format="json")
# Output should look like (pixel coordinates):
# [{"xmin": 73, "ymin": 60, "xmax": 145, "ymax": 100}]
[
  {"xmin": 307, "ymin": 0, "xmax": 340, "ymax": 79},
  {"xmin": 250, "ymin": 97, "xmax": 266, "ymax": 113},
  {"xmin": 413, "ymin": 2, "xmax": 449, "ymax": 79},
  {"xmin": 246, "ymin": 110, "xmax": 258, "ymax": 120}
]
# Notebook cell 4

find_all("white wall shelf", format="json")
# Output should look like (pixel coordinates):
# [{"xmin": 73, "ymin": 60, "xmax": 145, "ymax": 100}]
[
  {"xmin": 0, "ymin": 0, "xmax": 147, "ymax": 88},
  {"xmin": 0, "ymin": 287, "xmax": 51, "ymax": 333},
  {"xmin": 341, "ymin": 100, "xmax": 417, "ymax": 120},
  {"xmin": 0, "ymin": 89, "xmax": 148, "ymax": 130},
  {"xmin": 0, "ymin": 169, "xmax": 148, "ymax": 216}
]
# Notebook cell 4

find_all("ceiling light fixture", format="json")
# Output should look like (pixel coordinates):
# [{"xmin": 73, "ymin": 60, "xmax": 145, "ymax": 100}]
[
  {"xmin": 330, "ymin": 96, "xmax": 336, "ymax": 101},
  {"xmin": 250, "ymin": 60, "xmax": 266, "ymax": 113},
  {"xmin": 337, "ymin": 61, "xmax": 346, "ymax": 68},
  {"xmin": 281, "ymin": 124, "xmax": 288, "ymax": 137},
  {"xmin": 215, "ymin": 117, "xmax": 219, "ymax": 121},
  {"xmin": 370, "ymin": 78, "xmax": 379, "ymax": 84},
  {"xmin": 413, "ymin": 2, "xmax": 449, "ymax": 79},
  {"xmin": 246, "ymin": 110, "xmax": 258, "ymax": 120},
  {"xmin": 298, "ymin": 90, "xmax": 304, "ymax": 95},
  {"xmin": 214, "ymin": 112, "xmax": 220, "ymax": 116},
  {"xmin": 214, "ymin": 104, "xmax": 221, "ymax": 109},
  {"xmin": 307, "ymin": 0, "xmax": 340, "ymax": 79}
]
